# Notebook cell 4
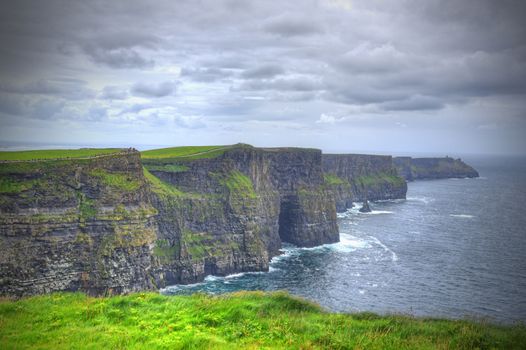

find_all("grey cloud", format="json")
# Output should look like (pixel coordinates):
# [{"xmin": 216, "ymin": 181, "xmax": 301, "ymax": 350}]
[
  {"xmin": 30, "ymin": 98, "xmax": 65, "ymax": 119},
  {"xmin": 0, "ymin": 94, "xmax": 30, "ymax": 117},
  {"xmin": 333, "ymin": 44, "xmax": 408, "ymax": 75},
  {"xmin": 131, "ymin": 81, "xmax": 177, "ymax": 98},
  {"xmin": 0, "ymin": 93, "xmax": 65, "ymax": 120},
  {"xmin": 180, "ymin": 67, "xmax": 233, "ymax": 82},
  {"xmin": 263, "ymin": 15, "xmax": 323, "ymax": 37},
  {"xmin": 119, "ymin": 103, "xmax": 153, "ymax": 115},
  {"xmin": 0, "ymin": 79, "xmax": 95, "ymax": 100},
  {"xmin": 83, "ymin": 45, "xmax": 154, "ymax": 69},
  {"xmin": 91, "ymin": 32, "xmax": 161, "ymax": 51},
  {"xmin": 100, "ymin": 86, "xmax": 129, "ymax": 100},
  {"xmin": 1, "ymin": 0, "xmax": 526, "ymax": 154},
  {"xmin": 379, "ymin": 95, "xmax": 445, "ymax": 111},
  {"xmin": 238, "ymin": 76, "xmax": 322, "ymax": 92},
  {"xmin": 241, "ymin": 64, "xmax": 285, "ymax": 79}
]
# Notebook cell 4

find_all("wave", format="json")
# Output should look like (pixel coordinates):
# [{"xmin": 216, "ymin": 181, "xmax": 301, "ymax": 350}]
[
  {"xmin": 407, "ymin": 196, "xmax": 433, "ymax": 204},
  {"xmin": 450, "ymin": 214, "xmax": 475, "ymax": 218},
  {"xmin": 375, "ymin": 198, "xmax": 406, "ymax": 203},
  {"xmin": 361, "ymin": 210, "xmax": 393, "ymax": 215},
  {"xmin": 368, "ymin": 235, "xmax": 399, "ymax": 262},
  {"xmin": 270, "ymin": 234, "xmax": 372, "ymax": 257}
]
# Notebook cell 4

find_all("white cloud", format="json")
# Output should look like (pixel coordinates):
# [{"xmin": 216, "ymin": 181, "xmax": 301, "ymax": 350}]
[{"xmin": 316, "ymin": 113, "xmax": 345, "ymax": 124}]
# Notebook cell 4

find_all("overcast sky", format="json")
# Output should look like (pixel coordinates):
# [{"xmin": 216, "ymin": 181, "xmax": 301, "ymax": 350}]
[{"xmin": 1, "ymin": 0, "xmax": 525, "ymax": 155}]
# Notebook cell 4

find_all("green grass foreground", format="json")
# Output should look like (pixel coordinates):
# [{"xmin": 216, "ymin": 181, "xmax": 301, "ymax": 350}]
[{"xmin": 1, "ymin": 292, "xmax": 524, "ymax": 349}]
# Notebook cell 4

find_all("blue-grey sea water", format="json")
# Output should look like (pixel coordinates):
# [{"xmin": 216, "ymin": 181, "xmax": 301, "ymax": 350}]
[{"xmin": 162, "ymin": 156, "xmax": 526, "ymax": 324}]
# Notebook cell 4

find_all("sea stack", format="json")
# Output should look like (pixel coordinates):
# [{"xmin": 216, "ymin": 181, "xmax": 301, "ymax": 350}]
[{"xmin": 359, "ymin": 199, "xmax": 372, "ymax": 213}]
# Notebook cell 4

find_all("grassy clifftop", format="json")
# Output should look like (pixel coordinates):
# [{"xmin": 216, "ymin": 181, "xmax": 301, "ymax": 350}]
[
  {"xmin": 1, "ymin": 291, "xmax": 524, "ymax": 349},
  {"xmin": 141, "ymin": 145, "xmax": 234, "ymax": 161},
  {"xmin": 0, "ymin": 148, "xmax": 123, "ymax": 161}
]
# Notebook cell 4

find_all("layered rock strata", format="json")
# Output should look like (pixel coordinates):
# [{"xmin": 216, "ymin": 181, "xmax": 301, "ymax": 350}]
[
  {"xmin": 1, "ymin": 145, "xmax": 339, "ymax": 296},
  {"xmin": 0, "ymin": 150, "xmax": 158, "ymax": 296}
]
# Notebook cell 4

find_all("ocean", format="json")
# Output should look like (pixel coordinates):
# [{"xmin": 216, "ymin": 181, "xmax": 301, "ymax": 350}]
[{"xmin": 162, "ymin": 156, "xmax": 526, "ymax": 324}]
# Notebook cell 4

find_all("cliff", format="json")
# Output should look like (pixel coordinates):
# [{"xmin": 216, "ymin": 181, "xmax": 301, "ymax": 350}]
[
  {"xmin": 1, "ymin": 145, "xmax": 338, "ymax": 296},
  {"xmin": 393, "ymin": 156, "xmax": 479, "ymax": 181},
  {"xmin": 142, "ymin": 144, "xmax": 338, "ymax": 288},
  {"xmin": 322, "ymin": 154, "xmax": 407, "ymax": 211},
  {"xmin": 0, "ymin": 149, "xmax": 158, "ymax": 296}
]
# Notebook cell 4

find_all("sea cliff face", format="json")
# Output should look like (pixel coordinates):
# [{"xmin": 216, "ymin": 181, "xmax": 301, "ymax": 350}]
[
  {"xmin": 393, "ymin": 157, "xmax": 479, "ymax": 181},
  {"xmin": 322, "ymin": 154, "xmax": 407, "ymax": 211},
  {"xmin": 0, "ymin": 150, "xmax": 158, "ymax": 296},
  {"xmin": 1, "ymin": 145, "xmax": 338, "ymax": 296},
  {"xmin": 143, "ymin": 145, "xmax": 338, "ymax": 288},
  {"xmin": 1, "ymin": 145, "xmax": 478, "ymax": 297}
]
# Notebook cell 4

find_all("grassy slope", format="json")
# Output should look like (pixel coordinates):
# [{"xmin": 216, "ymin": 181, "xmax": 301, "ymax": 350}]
[
  {"xmin": 1, "ymin": 292, "xmax": 524, "ymax": 350},
  {"xmin": 0, "ymin": 148, "xmax": 122, "ymax": 161}
]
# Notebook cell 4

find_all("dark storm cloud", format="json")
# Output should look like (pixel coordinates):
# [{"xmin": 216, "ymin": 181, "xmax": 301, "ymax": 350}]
[{"xmin": 131, "ymin": 81, "xmax": 177, "ymax": 98}]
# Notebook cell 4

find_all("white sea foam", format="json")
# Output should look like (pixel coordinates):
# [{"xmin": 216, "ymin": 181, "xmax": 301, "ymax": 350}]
[
  {"xmin": 225, "ymin": 272, "xmax": 246, "ymax": 279},
  {"xmin": 369, "ymin": 236, "xmax": 399, "ymax": 261},
  {"xmin": 204, "ymin": 275, "xmax": 224, "ymax": 282},
  {"xmin": 376, "ymin": 198, "xmax": 406, "ymax": 203},
  {"xmin": 362, "ymin": 210, "xmax": 393, "ymax": 215},
  {"xmin": 450, "ymin": 214, "xmax": 475, "ymax": 218},
  {"xmin": 407, "ymin": 196, "xmax": 433, "ymax": 204},
  {"xmin": 339, "ymin": 233, "xmax": 370, "ymax": 249},
  {"xmin": 160, "ymin": 280, "xmax": 206, "ymax": 293}
]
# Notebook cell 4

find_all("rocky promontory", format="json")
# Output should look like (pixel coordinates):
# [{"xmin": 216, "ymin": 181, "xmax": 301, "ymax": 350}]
[{"xmin": 394, "ymin": 156, "xmax": 479, "ymax": 181}]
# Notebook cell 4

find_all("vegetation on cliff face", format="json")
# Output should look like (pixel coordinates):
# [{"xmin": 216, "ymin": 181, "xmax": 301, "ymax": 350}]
[
  {"xmin": 143, "ymin": 167, "xmax": 185, "ymax": 197},
  {"xmin": 0, "ymin": 148, "xmax": 122, "ymax": 161},
  {"xmin": 354, "ymin": 172, "xmax": 406, "ymax": 188},
  {"xmin": 213, "ymin": 170, "xmax": 257, "ymax": 200},
  {"xmin": 89, "ymin": 169, "xmax": 142, "ymax": 191},
  {"xmin": 323, "ymin": 173, "xmax": 349, "ymax": 186},
  {"xmin": 1, "ymin": 291, "xmax": 524, "ymax": 350}
]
